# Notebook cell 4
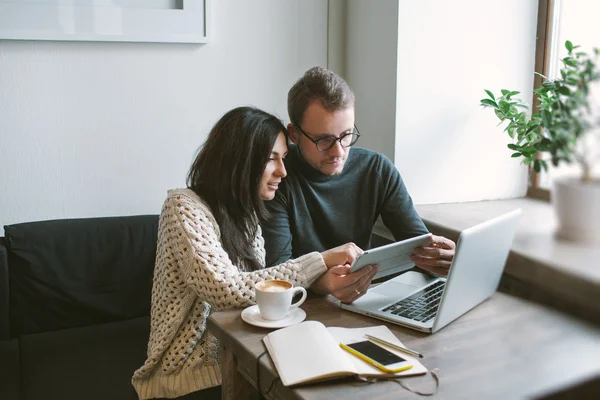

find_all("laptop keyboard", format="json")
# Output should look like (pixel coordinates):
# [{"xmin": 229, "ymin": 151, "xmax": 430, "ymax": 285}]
[{"xmin": 381, "ymin": 280, "xmax": 445, "ymax": 323}]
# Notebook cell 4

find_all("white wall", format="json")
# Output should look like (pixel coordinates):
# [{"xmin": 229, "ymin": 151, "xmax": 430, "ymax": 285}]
[
  {"xmin": 0, "ymin": 0, "xmax": 328, "ymax": 234},
  {"xmin": 344, "ymin": 0, "xmax": 538, "ymax": 204}
]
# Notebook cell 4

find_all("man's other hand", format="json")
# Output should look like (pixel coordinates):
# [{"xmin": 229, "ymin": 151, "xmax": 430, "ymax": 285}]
[{"xmin": 410, "ymin": 235, "xmax": 455, "ymax": 276}]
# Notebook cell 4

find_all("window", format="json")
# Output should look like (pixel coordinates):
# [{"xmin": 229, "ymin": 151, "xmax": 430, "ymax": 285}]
[{"xmin": 529, "ymin": 0, "xmax": 600, "ymax": 200}]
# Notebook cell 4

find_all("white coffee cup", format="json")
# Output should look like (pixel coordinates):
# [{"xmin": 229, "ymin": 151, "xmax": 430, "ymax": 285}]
[{"xmin": 255, "ymin": 279, "xmax": 307, "ymax": 321}]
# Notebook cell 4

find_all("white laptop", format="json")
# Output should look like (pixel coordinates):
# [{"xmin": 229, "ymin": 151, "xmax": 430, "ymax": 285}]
[{"xmin": 341, "ymin": 209, "xmax": 522, "ymax": 333}]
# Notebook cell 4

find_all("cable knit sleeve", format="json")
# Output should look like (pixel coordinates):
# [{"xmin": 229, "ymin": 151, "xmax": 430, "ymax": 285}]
[{"xmin": 164, "ymin": 192, "xmax": 326, "ymax": 311}]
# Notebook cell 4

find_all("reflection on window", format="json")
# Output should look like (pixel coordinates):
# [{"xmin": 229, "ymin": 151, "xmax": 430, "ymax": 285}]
[{"xmin": 540, "ymin": 0, "xmax": 600, "ymax": 190}]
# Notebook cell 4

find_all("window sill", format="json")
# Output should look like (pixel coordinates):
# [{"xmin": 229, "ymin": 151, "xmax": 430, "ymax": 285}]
[{"xmin": 373, "ymin": 198, "xmax": 600, "ymax": 323}]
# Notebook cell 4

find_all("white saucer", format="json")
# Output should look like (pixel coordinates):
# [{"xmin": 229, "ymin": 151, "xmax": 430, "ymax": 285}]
[{"xmin": 241, "ymin": 305, "xmax": 306, "ymax": 329}]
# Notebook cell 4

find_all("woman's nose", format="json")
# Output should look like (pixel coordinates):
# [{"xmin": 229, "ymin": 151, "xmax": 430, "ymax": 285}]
[{"xmin": 276, "ymin": 160, "xmax": 287, "ymax": 178}]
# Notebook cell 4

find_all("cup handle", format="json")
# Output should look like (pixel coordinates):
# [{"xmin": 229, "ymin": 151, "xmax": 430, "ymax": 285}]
[{"xmin": 290, "ymin": 287, "xmax": 307, "ymax": 309}]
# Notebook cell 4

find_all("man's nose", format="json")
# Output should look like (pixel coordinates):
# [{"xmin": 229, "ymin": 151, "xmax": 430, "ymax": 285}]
[{"xmin": 327, "ymin": 140, "xmax": 345, "ymax": 157}]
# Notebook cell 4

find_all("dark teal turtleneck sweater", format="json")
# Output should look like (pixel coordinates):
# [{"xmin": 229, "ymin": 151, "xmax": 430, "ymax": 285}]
[{"xmin": 262, "ymin": 145, "xmax": 428, "ymax": 267}]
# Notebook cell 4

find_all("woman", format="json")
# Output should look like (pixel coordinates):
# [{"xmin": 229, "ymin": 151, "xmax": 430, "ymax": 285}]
[{"xmin": 132, "ymin": 107, "xmax": 361, "ymax": 399}]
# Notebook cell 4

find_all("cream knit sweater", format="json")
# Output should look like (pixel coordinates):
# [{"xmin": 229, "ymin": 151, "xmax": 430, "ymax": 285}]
[{"xmin": 132, "ymin": 189, "xmax": 326, "ymax": 399}]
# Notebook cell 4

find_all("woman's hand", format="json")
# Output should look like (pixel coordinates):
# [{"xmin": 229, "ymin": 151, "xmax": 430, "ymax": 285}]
[
  {"xmin": 311, "ymin": 264, "xmax": 378, "ymax": 303},
  {"xmin": 320, "ymin": 242, "xmax": 363, "ymax": 269}
]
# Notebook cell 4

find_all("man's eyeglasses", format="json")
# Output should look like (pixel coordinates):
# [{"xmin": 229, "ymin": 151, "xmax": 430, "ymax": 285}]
[{"xmin": 294, "ymin": 124, "xmax": 361, "ymax": 152}]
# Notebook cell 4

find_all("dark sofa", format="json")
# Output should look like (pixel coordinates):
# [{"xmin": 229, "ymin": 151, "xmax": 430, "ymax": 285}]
[{"xmin": 0, "ymin": 215, "xmax": 159, "ymax": 400}]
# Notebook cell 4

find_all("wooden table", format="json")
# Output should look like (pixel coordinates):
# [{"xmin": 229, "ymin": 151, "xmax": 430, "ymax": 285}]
[{"xmin": 207, "ymin": 292, "xmax": 600, "ymax": 400}]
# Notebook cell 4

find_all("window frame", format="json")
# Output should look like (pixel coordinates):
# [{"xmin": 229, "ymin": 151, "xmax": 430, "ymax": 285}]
[{"xmin": 527, "ymin": 0, "xmax": 554, "ymax": 202}]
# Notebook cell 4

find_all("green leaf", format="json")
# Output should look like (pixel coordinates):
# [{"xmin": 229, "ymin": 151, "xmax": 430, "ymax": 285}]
[
  {"xmin": 563, "ymin": 57, "xmax": 577, "ymax": 67},
  {"xmin": 565, "ymin": 40, "xmax": 573, "ymax": 52},
  {"xmin": 542, "ymin": 81, "xmax": 555, "ymax": 88},
  {"xmin": 511, "ymin": 152, "xmax": 522, "ymax": 158},
  {"xmin": 558, "ymin": 86, "xmax": 571, "ymax": 95},
  {"xmin": 501, "ymin": 89, "xmax": 510, "ymax": 96},
  {"xmin": 541, "ymin": 110, "xmax": 552, "ymax": 127},
  {"xmin": 533, "ymin": 160, "xmax": 541, "ymax": 173},
  {"xmin": 526, "ymin": 123, "xmax": 540, "ymax": 135},
  {"xmin": 527, "ymin": 132, "xmax": 538, "ymax": 143},
  {"xmin": 480, "ymin": 99, "xmax": 497, "ymax": 107},
  {"xmin": 507, "ymin": 144, "xmax": 519, "ymax": 151},
  {"xmin": 509, "ymin": 91, "xmax": 520, "ymax": 97},
  {"xmin": 484, "ymin": 89, "xmax": 495, "ymax": 101}
]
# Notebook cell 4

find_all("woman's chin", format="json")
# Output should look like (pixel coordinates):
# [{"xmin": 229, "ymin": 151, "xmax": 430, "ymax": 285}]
[{"xmin": 260, "ymin": 191, "xmax": 276, "ymax": 201}]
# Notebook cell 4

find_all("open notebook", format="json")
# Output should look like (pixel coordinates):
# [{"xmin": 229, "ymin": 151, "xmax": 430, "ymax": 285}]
[{"xmin": 262, "ymin": 320, "xmax": 427, "ymax": 387}]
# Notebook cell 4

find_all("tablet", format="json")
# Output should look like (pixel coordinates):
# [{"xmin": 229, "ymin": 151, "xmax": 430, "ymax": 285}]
[{"xmin": 350, "ymin": 233, "xmax": 432, "ymax": 280}]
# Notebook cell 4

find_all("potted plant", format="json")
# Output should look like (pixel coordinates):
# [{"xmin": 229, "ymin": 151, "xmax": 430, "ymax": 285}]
[{"xmin": 480, "ymin": 41, "xmax": 600, "ymax": 245}]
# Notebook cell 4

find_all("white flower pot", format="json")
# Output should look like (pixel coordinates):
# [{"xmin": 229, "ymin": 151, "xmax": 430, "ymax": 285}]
[{"xmin": 552, "ymin": 177, "xmax": 600, "ymax": 245}]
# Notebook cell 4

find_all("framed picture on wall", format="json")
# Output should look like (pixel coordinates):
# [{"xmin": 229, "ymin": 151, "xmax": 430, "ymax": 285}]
[{"xmin": 0, "ymin": 0, "xmax": 209, "ymax": 44}]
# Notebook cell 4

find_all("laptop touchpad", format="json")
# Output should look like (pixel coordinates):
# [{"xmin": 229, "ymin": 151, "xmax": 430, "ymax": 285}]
[
  {"xmin": 371, "ymin": 271, "xmax": 438, "ymax": 300},
  {"xmin": 351, "ymin": 292, "xmax": 392, "ymax": 308},
  {"xmin": 392, "ymin": 271, "xmax": 438, "ymax": 288},
  {"xmin": 371, "ymin": 281, "xmax": 416, "ymax": 299}
]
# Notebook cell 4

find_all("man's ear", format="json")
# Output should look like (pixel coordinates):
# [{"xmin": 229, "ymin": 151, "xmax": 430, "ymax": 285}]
[{"xmin": 287, "ymin": 123, "xmax": 300, "ymax": 145}]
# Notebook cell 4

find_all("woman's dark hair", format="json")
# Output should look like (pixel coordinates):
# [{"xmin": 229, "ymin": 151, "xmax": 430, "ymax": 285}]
[{"xmin": 187, "ymin": 106, "xmax": 287, "ymax": 271}]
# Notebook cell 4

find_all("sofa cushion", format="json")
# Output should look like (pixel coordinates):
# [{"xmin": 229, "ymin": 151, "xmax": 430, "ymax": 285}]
[
  {"xmin": 20, "ymin": 316, "xmax": 150, "ymax": 400},
  {"xmin": 0, "ymin": 339, "xmax": 20, "ymax": 400},
  {"xmin": 0, "ymin": 239, "xmax": 10, "ymax": 339},
  {"xmin": 5, "ymin": 215, "xmax": 158, "ymax": 336}
]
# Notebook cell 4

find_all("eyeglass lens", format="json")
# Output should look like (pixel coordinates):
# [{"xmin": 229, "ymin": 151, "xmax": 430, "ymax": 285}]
[{"xmin": 317, "ymin": 132, "xmax": 359, "ymax": 151}]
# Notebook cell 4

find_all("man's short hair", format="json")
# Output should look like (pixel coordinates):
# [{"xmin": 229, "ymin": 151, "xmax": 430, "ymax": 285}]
[{"xmin": 288, "ymin": 66, "xmax": 355, "ymax": 126}]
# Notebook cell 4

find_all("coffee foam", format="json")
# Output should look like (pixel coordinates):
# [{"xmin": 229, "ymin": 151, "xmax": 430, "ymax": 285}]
[
  {"xmin": 257, "ymin": 280, "xmax": 291, "ymax": 293},
  {"xmin": 260, "ymin": 285, "xmax": 288, "ymax": 293}
]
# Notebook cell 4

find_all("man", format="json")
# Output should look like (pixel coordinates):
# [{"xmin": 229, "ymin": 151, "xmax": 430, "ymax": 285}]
[{"xmin": 263, "ymin": 67, "xmax": 456, "ymax": 303}]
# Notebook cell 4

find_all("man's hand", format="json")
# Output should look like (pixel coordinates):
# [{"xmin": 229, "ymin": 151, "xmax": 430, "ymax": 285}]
[
  {"xmin": 311, "ymin": 264, "xmax": 378, "ymax": 303},
  {"xmin": 410, "ymin": 235, "xmax": 455, "ymax": 276},
  {"xmin": 320, "ymin": 242, "xmax": 363, "ymax": 269}
]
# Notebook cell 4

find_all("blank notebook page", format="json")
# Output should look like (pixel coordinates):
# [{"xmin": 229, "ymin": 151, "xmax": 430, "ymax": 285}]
[{"xmin": 263, "ymin": 320, "xmax": 357, "ymax": 386}]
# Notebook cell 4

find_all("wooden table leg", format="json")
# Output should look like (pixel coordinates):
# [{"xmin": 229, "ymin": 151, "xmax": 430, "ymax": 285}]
[{"xmin": 221, "ymin": 344, "xmax": 261, "ymax": 400}]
